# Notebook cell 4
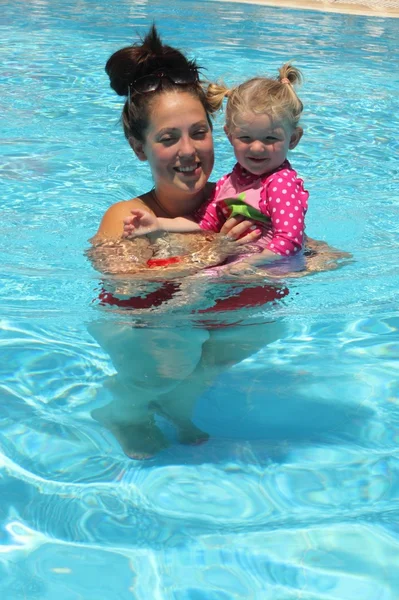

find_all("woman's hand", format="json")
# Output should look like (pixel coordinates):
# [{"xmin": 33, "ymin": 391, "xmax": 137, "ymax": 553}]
[
  {"xmin": 123, "ymin": 209, "xmax": 160, "ymax": 238},
  {"xmin": 220, "ymin": 216, "xmax": 261, "ymax": 245},
  {"xmin": 226, "ymin": 261, "xmax": 259, "ymax": 276}
]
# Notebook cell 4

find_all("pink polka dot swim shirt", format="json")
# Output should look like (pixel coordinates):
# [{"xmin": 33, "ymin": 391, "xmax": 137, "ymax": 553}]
[{"xmin": 195, "ymin": 160, "xmax": 309, "ymax": 256}]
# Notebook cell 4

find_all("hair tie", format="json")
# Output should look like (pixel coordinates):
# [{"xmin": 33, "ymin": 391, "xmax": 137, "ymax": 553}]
[{"xmin": 281, "ymin": 78, "xmax": 291, "ymax": 85}]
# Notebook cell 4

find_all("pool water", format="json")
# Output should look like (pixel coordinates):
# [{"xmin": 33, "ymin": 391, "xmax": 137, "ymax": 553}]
[{"xmin": 1, "ymin": 0, "xmax": 399, "ymax": 598}]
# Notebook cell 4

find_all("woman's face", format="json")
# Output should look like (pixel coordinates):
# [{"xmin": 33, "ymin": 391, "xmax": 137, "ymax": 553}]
[{"xmin": 137, "ymin": 91, "xmax": 214, "ymax": 196}]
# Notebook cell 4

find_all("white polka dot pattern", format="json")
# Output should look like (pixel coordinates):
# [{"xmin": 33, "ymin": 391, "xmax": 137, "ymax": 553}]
[
  {"xmin": 194, "ymin": 161, "xmax": 309, "ymax": 256},
  {"xmin": 260, "ymin": 162, "xmax": 309, "ymax": 256}
]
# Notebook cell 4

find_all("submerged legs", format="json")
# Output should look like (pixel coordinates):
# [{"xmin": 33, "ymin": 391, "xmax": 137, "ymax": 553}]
[
  {"xmin": 154, "ymin": 319, "xmax": 286, "ymax": 445},
  {"xmin": 88, "ymin": 317, "xmax": 285, "ymax": 458},
  {"xmin": 88, "ymin": 321, "xmax": 210, "ymax": 457}
]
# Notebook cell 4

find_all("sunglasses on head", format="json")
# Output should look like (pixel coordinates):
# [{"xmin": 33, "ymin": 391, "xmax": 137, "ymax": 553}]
[{"xmin": 128, "ymin": 69, "xmax": 199, "ymax": 96}]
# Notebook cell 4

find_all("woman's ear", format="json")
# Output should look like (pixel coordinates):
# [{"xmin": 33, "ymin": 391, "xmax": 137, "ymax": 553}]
[
  {"xmin": 289, "ymin": 127, "xmax": 303, "ymax": 150},
  {"xmin": 129, "ymin": 137, "xmax": 147, "ymax": 161}
]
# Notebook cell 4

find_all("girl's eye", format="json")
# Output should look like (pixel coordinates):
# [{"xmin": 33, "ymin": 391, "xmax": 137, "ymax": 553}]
[{"xmin": 238, "ymin": 136, "xmax": 251, "ymax": 142}]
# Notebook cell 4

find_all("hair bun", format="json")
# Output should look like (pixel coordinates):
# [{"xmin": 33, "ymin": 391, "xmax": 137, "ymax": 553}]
[
  {"xmin": 105, "ymin": 25, "xmax": 199, "ymax": 97},
  {"xmin": 104, "ymin": 25, "xmax": 212, "ymax": 143},
  {"xmin": 106, "ymin": 45, "xmax": 143, "ymax": 96}
]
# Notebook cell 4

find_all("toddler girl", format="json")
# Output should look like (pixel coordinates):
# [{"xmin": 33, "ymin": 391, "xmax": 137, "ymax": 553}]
[{"xmin": 123, "ymin": 63, "xmax": 309, "ymax": 271}]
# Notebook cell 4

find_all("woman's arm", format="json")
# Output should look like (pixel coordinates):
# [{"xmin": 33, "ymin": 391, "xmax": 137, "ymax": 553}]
[
  {"xmin": 87, "ymin": 199, "xmax": 156, "ymax": 274},
  {"xmin": 229, "ymin": 249, "xmax": 282, "ymax": 273},
  {"xmin": 90, "ymin": 199, "xmax": 152, "ymax": 244},
  {"xmin": 88, "ymin": 196, "xmax": 263, "ymax": 276},
  {"xmin": 225, "ymin": 238, "xmax": 353, "ymax": 279}
]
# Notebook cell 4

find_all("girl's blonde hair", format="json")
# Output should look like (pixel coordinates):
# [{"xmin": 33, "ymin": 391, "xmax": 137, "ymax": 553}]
[{"xmin": 207, "ymin": 63, "xmax": 303, "ymax": 130}]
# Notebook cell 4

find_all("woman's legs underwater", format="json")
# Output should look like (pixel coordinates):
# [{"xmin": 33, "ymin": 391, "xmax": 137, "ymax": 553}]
[
  {"xmin": 88, "ymin": 320, "xmax": 210, "ymax": 458},
  {"xmin": 88, "ymin": 317, "xmax": 285, "ymax": 458},
  {"xmin": 156, "ymin": 319, "xmax": 285, "ymax": 443}
]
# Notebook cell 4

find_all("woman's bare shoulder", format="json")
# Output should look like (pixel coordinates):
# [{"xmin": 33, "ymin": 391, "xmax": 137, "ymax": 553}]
[{"xmin": 90, "ymin": 195, "xmax": 152, "ymax": 243}]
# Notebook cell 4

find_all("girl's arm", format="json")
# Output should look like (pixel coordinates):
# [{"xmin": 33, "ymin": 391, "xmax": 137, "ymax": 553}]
[
  {"xmin": 157, "ymin": 216, "xmax": 202, "ymax": 233},
  {"xmin": 90, "ymin": 200, "xmax": 146, "ymax": 243},
  {"xmin": 123, "ymin": 209, "xmax": 201, "ymax": 238},
  {"xmin": 260, "ymin": 170, "xmax": 309, "ymax": 257}
]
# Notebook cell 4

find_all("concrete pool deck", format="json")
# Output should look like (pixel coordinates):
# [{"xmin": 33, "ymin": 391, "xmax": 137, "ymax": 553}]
[{"xmin": 217, "ymin": 0, "xmax": 399, "ymax": 18}]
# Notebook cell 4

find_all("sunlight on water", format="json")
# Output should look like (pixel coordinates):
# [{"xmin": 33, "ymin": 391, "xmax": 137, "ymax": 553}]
[{"xmin": 1, "ymin": 0, "xmax": 399, "ymax": 598}]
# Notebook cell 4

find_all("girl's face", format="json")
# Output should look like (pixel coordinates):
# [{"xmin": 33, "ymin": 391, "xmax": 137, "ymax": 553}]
[
  {"xmin": 225, "ymin": 112, "xmax": 302, "ymax": 176},
  {"xmin": 132, "ymin": 91, "xmax": 214, "ymax": 197}
]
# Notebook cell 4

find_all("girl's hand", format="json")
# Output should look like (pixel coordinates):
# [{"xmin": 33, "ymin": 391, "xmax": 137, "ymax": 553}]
[
  {"xmin": 123, "ymin": 209, "xmax": 160, "ymax": 238},
  {"xmin": 220, "ymin": 216, "xmax": 261, "ymax": 245}
]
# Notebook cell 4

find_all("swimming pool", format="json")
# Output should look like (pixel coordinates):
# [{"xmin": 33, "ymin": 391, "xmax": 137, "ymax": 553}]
[{"xmin": 2, "ymin": 0, "xmax": 399, "ymax": 597}]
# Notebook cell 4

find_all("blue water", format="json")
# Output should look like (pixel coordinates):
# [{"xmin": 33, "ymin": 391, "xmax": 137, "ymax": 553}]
[{"xmin": 1, "ymin": 0, "xmax": 399, "ymax": 598}]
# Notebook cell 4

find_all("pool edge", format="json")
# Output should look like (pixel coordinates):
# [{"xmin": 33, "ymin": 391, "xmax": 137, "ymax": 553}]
[{"xmin": 213, "ymin": 0, "xmax": 399, "ymax": 19}]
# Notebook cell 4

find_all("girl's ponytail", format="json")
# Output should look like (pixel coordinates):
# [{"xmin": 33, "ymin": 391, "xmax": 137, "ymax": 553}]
[
  {"xmin": 278, "ymin": 63, "xmax": 303, "ymax": 87},
  {"xmin": 277, "ymin": 63, "xmax": 303, "ymax": 122},
  {"xmin": 221, "ymin": 62, "xmax": 304, "ymax": 131},
  {"xmin": 206, "ymin": 82, "xmax": 231, "ymax": 113}
]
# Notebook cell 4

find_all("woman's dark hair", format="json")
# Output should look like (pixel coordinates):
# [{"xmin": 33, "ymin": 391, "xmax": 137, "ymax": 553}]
[{"xmin": 105, "ymin": 25, "xmax": 214, "ymax": 142}]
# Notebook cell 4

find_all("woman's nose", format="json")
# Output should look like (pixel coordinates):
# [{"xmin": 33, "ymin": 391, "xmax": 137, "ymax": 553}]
[{"xmin": 178, "ymin": 136, "xmax": 196, "ymax": 157}]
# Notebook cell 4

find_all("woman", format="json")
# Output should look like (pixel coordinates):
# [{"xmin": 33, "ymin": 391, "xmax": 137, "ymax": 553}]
[
  {"xmin": 88, "ymin": 26, "xmax": 346, "ymax": 458},
  {"xmin": 91, "ymin": 25, "xmax": 261, "ymax": 242}
]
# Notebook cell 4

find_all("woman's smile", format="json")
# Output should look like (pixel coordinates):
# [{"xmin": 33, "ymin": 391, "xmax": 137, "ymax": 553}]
[
  {"xmin": 174, "ymin": 162, "xmax": 202, "ymax": 175},
  {"xmin": 143, "ymin": 91, "xmax": 214, "ymax": 194}
]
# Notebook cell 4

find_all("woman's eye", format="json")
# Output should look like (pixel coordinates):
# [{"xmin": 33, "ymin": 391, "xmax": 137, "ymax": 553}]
[
  {"xmin": 192, "ymin": 129, "xmax": 207, "ymax": 139},
  {"xmin": 238, "ymin": 136, "xmax": 251, "ymax": 142},
  {"xmin": 159, "ymin": 137, "xmax": 175, "ymax": 144}
]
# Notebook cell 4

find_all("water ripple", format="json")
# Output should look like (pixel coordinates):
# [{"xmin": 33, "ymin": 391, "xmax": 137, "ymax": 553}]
[{"xmin": 2, "ymin": 0, "xmax": 399, "ymax": 597}]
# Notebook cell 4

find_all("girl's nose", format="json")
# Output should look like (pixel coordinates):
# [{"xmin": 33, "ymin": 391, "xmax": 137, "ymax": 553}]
[{"xmin": 250, "ymin": 140, "xmax": 265, "ymax": 154}]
